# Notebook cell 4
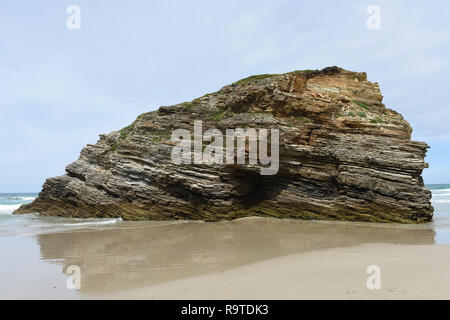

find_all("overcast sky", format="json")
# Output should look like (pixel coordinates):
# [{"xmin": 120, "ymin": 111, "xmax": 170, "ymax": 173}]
[{"xmin": 1, "ymin": 0, "xmax": 449, "ymax": 192}]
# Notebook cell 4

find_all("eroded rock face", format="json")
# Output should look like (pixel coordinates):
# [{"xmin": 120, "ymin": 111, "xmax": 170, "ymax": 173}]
[{"xmin": 15, "ymin": 67, "xmax": 433, "ymax": 223}]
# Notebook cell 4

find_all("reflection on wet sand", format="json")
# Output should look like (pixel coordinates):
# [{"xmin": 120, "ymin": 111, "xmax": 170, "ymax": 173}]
[{"xmin": 36, "ymin": 217, "xmax": 435, "ymax": 294}]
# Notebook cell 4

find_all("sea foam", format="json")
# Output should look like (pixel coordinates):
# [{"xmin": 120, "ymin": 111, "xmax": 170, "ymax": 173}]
[
  {"xmin": 62, "ymin": 218, "xmax": 122, "ymax": 227},
  {"xmin": 0, "ymin": 204, "xmax": 21, "ymax": 214},
  {"xmin": 431, "ymin": 199, "xmax": 450, "ymax": 203}
]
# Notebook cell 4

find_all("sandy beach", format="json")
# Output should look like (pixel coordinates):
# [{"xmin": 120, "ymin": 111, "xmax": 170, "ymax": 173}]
[
  {"xmin": 1, "ymin": 213, "xmax": 450, "ymax": 299},
  {"xmin": 98, "ymin": 243, "xmax": 450, "ymax": 300}
]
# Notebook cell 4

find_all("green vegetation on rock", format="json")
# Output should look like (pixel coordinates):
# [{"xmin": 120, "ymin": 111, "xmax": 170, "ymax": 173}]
[
  {"xmin": 119, "ymin": 124, "xmax": 134, "ymax": 140},
  {"xmin": 235, "ymin": 74, "xmax": 277, "ymax": 85},
  {"xmin": 353, "ymin": 101, "xmax": 370, "ymax": 110},
  {"xmin": 370, "ymin": 117, "xmax": 384, "ymax": 124},
  {"xmin": 109, "ymin": 142, "xmax": 118, "ymax": 151},
  {"xmin": 180, "ymin": 101, "xmax": 197, "ymax": 111},
  {"xmin": 209, "ymin": 109, "xmax": 235, "ymax": 122},
  {"xmin": 234, "ymin": 69, "xmax": 320, "ymax": 85}
]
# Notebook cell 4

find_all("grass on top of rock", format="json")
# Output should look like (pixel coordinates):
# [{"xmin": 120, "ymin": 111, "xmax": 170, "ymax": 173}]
[
  {"xmin": 234, "ymin": 74, "xmax": 277, "ymax": 85},
  {"xmin": 109, "ymin": 121, "xmax": 138, "ymax": 151},
  {"xmin": 209, "ymin": 109, "xmax": 235, "ymax": 122},
  {"xmin": 192, "ymin": 91, "xmax": 217, "ymax": 104},
  {"xmin": 287, "ymin": 69, "xmax": 319, "ymax": 76},
  {"xmin": 234, "ymin": 69, "xmax": 320, "ymax": 85},
  {"xmin": 180, "ymin": 101, "xmax": 197, "ymax": 111},
  {"xmin": 135, "ymin": 112, "xmax": 153, "ymax": 122},
  {"xmin": 353, "ymin": 100, "xmax": 370, "ymax": 111},
  {"xmin": 118, "ymin": 124, "xmax": 134, "ymax": 140}
]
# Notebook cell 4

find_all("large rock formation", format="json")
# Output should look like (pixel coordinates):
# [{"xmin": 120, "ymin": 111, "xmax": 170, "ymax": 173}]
[{"xmin": 15, "ymin": 67, "xmax": 433, "ymax": 223}]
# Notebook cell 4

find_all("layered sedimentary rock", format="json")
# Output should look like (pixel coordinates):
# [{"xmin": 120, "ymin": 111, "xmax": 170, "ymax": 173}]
[{"xmin": 15, "ymin": 67, "xmax": 433, "ymax": 223}]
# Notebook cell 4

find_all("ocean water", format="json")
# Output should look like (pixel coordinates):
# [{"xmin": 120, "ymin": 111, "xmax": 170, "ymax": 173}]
[
  {"xmin": 0, "ymin": 193, "xmax": 124, "ymax": 237},
  {"xmin": 428, "ymin": 184, "xmax": 450, "ymax": 244},
  {"xmin": 0, "ymin": 185, "xmax": 449, "ymax": 241}
]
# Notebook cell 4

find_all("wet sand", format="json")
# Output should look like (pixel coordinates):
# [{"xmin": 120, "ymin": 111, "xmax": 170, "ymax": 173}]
[
  {"xmin": 99, "ymin": 243, "xmax": 450, "ymax": 300},
  {"xmin": 1, "ymin": 216, "xmax": 449, "ymax": 299}
]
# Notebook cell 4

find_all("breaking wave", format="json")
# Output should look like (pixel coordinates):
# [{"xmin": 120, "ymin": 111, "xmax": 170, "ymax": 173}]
[
  {"xmin": 0, "ymin": 204, "xmax": 21, "ymax": 214},
  {"xmin": 62, "ymin": 218, "xmax": 122, "ymax": 227}
]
